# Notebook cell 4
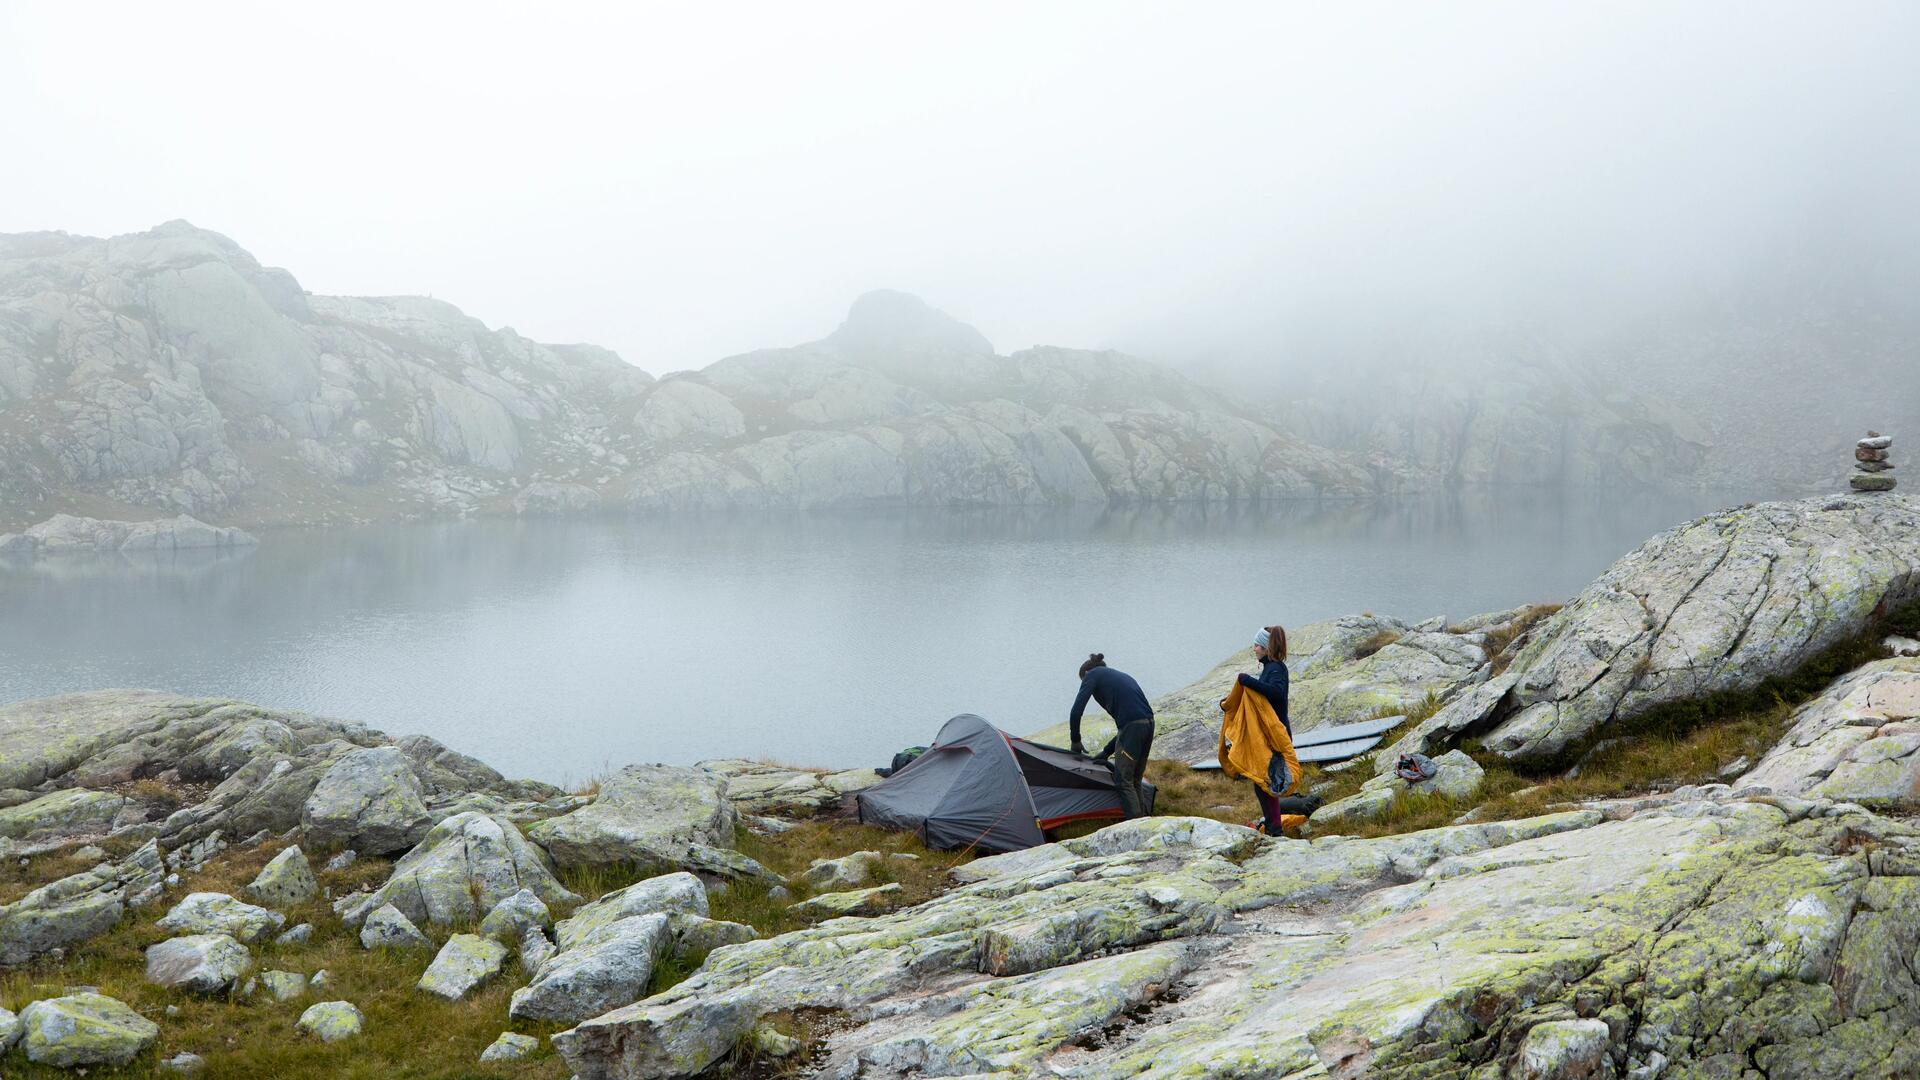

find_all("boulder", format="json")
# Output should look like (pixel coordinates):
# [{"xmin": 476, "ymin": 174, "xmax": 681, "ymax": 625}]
[
  {"xmin": 245, "ymin": 846, "xmax": 318, "ymax": 907},
  {"xmin": 0, "ymin": 1005, "xmax": 18, "ymax": 1049},
  {"xmin": 1514, "ymin": 1018, "xmax": 1613, "ymax": 1079},
  {"xmin": 296, "ymin": 1000, "xmax": 363, "ymax": 1042},
  {"xmin": 478, "ymin": 887, "xmax": 552, "ymax": 942},
  {"xmin": 156, "ymin": 892, "xmax": 285, "ymax": 944},
  {"xmin": 0, "ymin": 839, "xmax": 164, "ymax": 965},
  {"xmin": 20, "ymin": 993, "xmax": 159, "ymax": 1068},
  {"xmin": 335, "ymin": 811, "xmax": 578, "ymax": 927},
  {"xmin": 526, "ymin": 764, "xmax": 749, "ymax": 876},
  {"xmin": 276, "ymin": 922, "xmax": 314, "ymax": 946},
  {"xmin": 509, "ymin": 911, "xmax": 671, "ymax": 1025},
  {"xmin": 520, "ymin": 928, "xmax": 557, "ymax": 976},
  {"xmin": 1738, "ymin": 658, "xmax": 1920, "ymax": 807},
  {"xmin": 480, "ymin": 1031, "xmax": 540, "ymax": 1062},
  {"xmin": 800, "ymin": 850, "xmax": 883, "ymax": 891},
  {"xmin": 160, "ymin": 1051, "xmax": 207, "ymax": 1072},
  {"xmin": 144, "ymin": 933, "xmax": 253, "ymax": 994},
  {"xmin": 257, "ymin": 969, "xmax": 308, "ymax": 1001},
  {"xmin": 359, "ymin": 903, "xmax": 432, "ymax": 950},
  {"xmin": 418, "ymin": 933, "xmax": 509, "ymax": 1001},
  {"xmin": 789, "ymin": 883, "xmax": 903, "ymax": 919},
  {"xmin": 301, "ymin": 746, "xmax": 430, "ymax": 854},
  {"xmin": 1391, "ymin": 494, "xmax": 1920, "ymax": 765},
  {"xmin": 553, "ymin": 872, "xmax": 707, "ymax": 952},
  {"xmin": 668, "ymin": 914, "xmax": 757, "ymax": 957}
]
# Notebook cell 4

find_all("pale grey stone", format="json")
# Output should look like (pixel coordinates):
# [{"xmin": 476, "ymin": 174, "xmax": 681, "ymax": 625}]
[{"xmin": 145, "ymin": 933, "xmax": 252, "ymax": 994}]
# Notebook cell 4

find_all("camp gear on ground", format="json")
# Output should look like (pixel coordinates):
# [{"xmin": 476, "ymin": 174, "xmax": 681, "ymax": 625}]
[
  {"xmin": 1272, "ymin": 793, "xmax": 1324, "ymax": 816},
  {"xmin": 1237, "ymin": 659, "xmax": 1291, "ymax": 733},
  {"xmin": 876, "ymin": 745, "xmax": 929, "ymax": 777},
  {"xmin": 1191, "ymin": 714, "xmax": 1399, "ymax": 769},
  {"xmin": 1395, "ymin": 753, "xmax": 1438, "ymax": 783},
  {"xmin": 857, "ymin": 714, "xmax": 1158, "ymax": 853},
  {"xmin": 1217, "ymin": 681, "xmax": 1301, "ymax": 798},
  {"xmin": 1107, "ymin": 718, "xmax": 1156, "ymax": 820},
  {"xmin": 1069, "ymin": 666, "xmax": 1153, "ymax": 750}
]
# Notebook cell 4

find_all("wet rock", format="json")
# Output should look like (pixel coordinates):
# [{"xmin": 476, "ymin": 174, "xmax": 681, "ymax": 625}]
[
  {"xmin": 359, "ymin": 903, "xmax": 431, "ymax": 950},
  {"xmin": 297, "ymin": 1000, "xmax": 363, "ymax": 1042},
  {"xmin": 480, "ymin": 1030, "xmax": 539, "ymax": 1061},
  {"xmin": 156, "ymin": 892, "xmax": 285, "ymax": 944},
  {"xmin": 335, "ymin": 811, "xmax": 578, "ymax": 928},
  {"xmin": 145, "ymin": 933, "xmax": 253, "ymax": 994},
  {"xmin": 20, "ymin": 992, "xmax": 159, "ymax": 1068},
  {"xmin": 418, "ymin": 933, "xmax": 508, "ymax": 1001},
  {"xmin": 301, "ymin": 746, "xmax": 431, "ymax": 854},
  {"xmin": 509, "ymin": 911, "xmax": 670, "ymax": 1024},
  {"xmin": 245, "ymin": 845, "xmax": 318, "ymax": 907}
]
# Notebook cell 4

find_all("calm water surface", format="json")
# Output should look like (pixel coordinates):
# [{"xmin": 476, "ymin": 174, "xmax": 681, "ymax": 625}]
[{"xmin": 0, "ymin": 493, "xmax": 1737, "ymax": 784}]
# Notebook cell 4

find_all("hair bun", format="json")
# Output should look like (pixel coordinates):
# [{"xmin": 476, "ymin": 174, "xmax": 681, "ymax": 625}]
[{"xmin": 1091, "ymin": 652, "xmax": 1104, "ymax": 662}]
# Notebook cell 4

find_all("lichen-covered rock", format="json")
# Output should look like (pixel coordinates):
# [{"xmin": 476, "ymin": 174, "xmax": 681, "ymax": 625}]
[
  {"xmin": 509, "ymin": 911, "xmax": 671, "ymax": 1024},
  {"xmin": 480, "ymin": 1030, "xmax": 539, "ymax": 1061},
  {"xmin": 418, "ymin": 933, "xmax": 508, "ymax": 1001},
  {"xmin": 1316, "ymin": 749, "xmax": 1487, "ymax": 826},
  {"xmin": 359, "ymin": 903, "xmax": 431, "ymax": 950},
  {"xmin": 0, "ymin": 1005, "xmax": 19, "ymax": 1049},
  {"xmin": 1395, "ymin": 493, "xmax": 1920, "ymax": 765},
  {"xmin": 301, "ymin": 746, "xmax": 430, "ymax": 854},
  {"xmin": 257, "ymin": 969, "xmax": 308, "ymax": 1001},
  {"xmin": 790, "ymin": 883, "xmax": 903, "ymax": 919},
  {"xmin": 245, "ymin": 845, "xmax": 317, "ymax": 907},
  {"xmin": 799, "ymin": 850, "xmax": 883, "ymax": 891},
  {"xmin": 20, "ymin": 992, "xmax": 159, "ymax": 1068},
  {"xmin": 275, "ymin": 922, "xmax": 313, "ymax": 946},
  {"xmin": 296, "ymin": 1000, "xmax": 363, "ymax": 1042},
  {"xmin": 0, "ymin": 787, "xmax": 128, "ymax": 845},
  {"xmin": 668, "ymin": 913, "xmax": 757, "ymax": 957},
  {"xmin": 1739, "ymin": 657, "xmax": 1920, "ymax": 807},
  {"xmin": 0, "ymin": 839, "xmax": 163, "ymax": 965},
  {"xmin": 156, "ymin": 891, "xmax": 285, "ymax": 944},
  {"xmin": 696, "ymin": 759, "xmax": 883, "ymax": 814},
  {"xmin": 335, "ymin": 811, "xmax": 578, "ymax": 927},
  {"xmin": 478, "ymin": 887, "xmax": 553, "ymax": 942},
  {"xmin": 553, "ymin": 803, "xmax": 1920, "ymax": 1080},
  {"xmin": 520, "ymin": 927, "xmax": 557, "ymax": 976},
  {"xmin": 526, "ymin": 764, "xmax": 755, "ymax": 878},
  {"xmin": 553, "ymin": 873, "xmax": 707, "ymax": 953},
  {"xmin": 1514, "ymin": 1018, "xmax": 1614, "ymax": 1079},
  {"xmin": 144, "ymin": 933, "xmax": 252, "ymax": 994}
]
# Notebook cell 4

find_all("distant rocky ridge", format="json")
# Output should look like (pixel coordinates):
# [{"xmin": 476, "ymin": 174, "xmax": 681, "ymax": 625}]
[{"xmin": 0, "ymin": 222, "xmax": 1412, "ymax": 530}]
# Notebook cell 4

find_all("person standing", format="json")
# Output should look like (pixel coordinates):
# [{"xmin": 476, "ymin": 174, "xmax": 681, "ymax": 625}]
[{"xmin": 1069, "ymin": 653, "xmax": 1155, "ymax": 819}]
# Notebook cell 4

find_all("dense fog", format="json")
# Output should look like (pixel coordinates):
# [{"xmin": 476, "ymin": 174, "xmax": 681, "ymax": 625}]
[{"xmin": 4, "ymin": 2, "xmax": 1915, "ymax": 376}]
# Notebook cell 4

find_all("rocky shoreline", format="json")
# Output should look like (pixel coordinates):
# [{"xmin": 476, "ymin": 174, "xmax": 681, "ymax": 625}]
[{"xmin": 0, "ymin": 493, "xmax": 1916, "ymax": 1078}]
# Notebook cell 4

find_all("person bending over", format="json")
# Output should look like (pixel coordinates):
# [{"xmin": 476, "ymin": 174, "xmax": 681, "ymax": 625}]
[{"xmin": 1069, "ymin": 653, "xmax": 1155, "ymax": 819}]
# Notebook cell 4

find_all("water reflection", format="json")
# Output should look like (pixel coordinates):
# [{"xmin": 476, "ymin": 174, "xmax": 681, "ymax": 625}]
[{"xmin": 0, "ymin": 491, "xmax": 1739, "ymax": 783}]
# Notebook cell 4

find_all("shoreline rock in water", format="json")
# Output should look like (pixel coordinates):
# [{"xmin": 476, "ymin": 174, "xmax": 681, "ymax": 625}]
[{"xmin": 0, "ymin": 513, "xmax": 257, "ymax": 561}]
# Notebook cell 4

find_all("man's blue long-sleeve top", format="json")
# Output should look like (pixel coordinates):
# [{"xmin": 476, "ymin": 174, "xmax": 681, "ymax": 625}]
[
  {"xmin": 1070, "ymin": 666, "xmax": 1153, "ymax": 749},
  {"xmin": 1237, "ymin": 659, "xmax": 1291, "ymax": 733}
]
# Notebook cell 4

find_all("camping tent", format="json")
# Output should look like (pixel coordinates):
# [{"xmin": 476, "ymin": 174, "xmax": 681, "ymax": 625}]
[{"xmin": 857, "ymin": 714, "xmax": 1156, "ymax": 853}]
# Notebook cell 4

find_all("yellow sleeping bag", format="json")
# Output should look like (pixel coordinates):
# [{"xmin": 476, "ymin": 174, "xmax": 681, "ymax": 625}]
[{"xmin": 1217, "ymin": 680, "xmax": 1302, "ymax": 797}]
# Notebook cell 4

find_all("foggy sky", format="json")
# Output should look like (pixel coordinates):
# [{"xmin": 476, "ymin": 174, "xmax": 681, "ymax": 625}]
[{"xmin": 3, "ymin": 2, "xmax": 1916, "ymax": 375}]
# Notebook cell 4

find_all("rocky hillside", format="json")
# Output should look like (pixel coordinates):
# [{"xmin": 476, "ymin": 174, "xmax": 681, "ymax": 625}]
[{"xmin": 0, "ymin": 223, "xmax": 1400, "ymax": 530}]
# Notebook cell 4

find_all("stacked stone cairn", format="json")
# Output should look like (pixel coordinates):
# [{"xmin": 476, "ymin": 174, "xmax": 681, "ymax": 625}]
[{"xmin": 1853, "ymin": 431, "xmax": 1896, "ymax": 492}]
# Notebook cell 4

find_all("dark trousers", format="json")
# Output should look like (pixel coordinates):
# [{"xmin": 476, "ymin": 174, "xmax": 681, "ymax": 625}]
[
  {"xmin": 1254, "ymin": 785, "xmax": 1283, "ymax": 833},
  {"xmin": 1105, "ymin": 719, "xmax": 1156, "ymax": 819}
]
